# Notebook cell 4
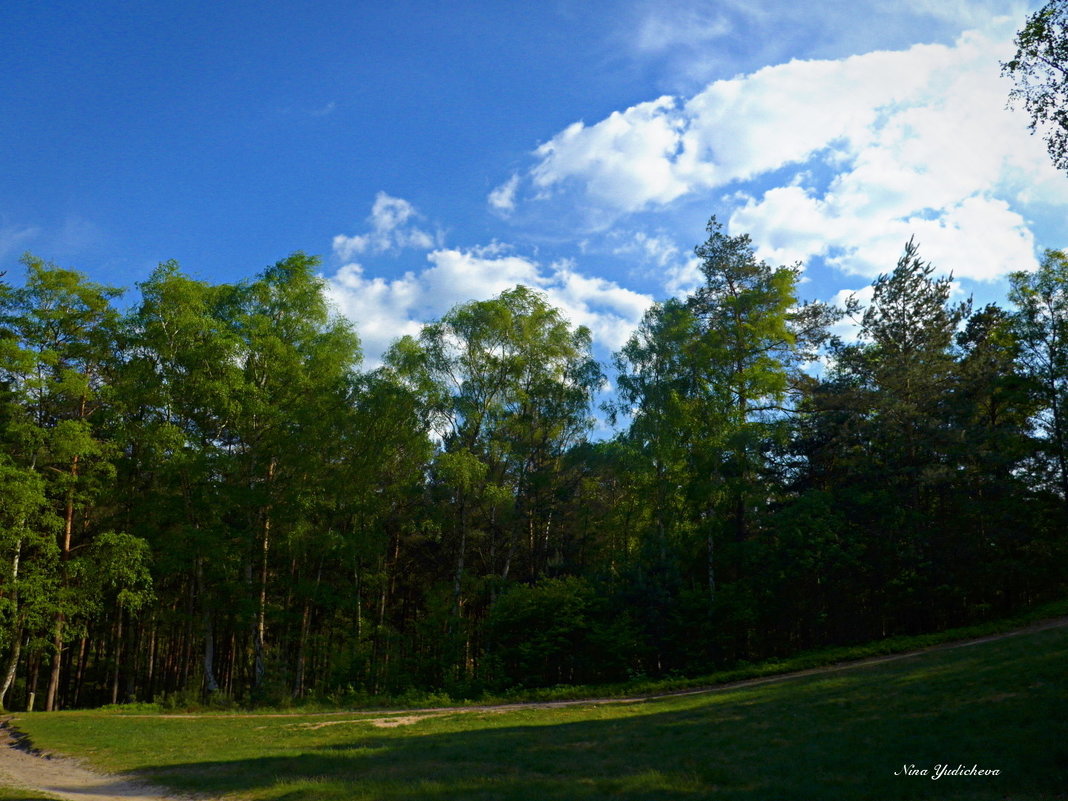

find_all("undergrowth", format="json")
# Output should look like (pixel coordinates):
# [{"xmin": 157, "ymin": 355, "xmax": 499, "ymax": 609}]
[{"xmin": 96, "ymin": 598, "xmax": 1068, "ymax": 714}]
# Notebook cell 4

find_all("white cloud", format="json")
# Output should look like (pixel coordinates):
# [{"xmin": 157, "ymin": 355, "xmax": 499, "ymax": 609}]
[
  {"xmin": 332, "ymin": 192, "xmax": 439, "ymax": 259},
  {"xmin": 612, "ymin": 231, "xmax": 681, "ymax": 267},
  {"xmin": 608, "ymin": 230, "xmax": 706, "ymax": 296},
  {"xmin": 545, "ymin": 261, "xmax": 656, "ymax": 349},
  {"xmin": 663, "ymin": 257, "xmax": 704, "ymax": 296},
  {"xmin": 828, "ymin": 284, "xmax": 875, "ymax": 345},
  {"xmin": 635, "ymin": 6, "xmax": 732, "ymax": 53},
  {"xmin": 326, "ymin": 248, "xmax": 653, "ymax": 366},
  {"xmin": 0, "ymin": 221, "xmax": 40, "ymax": 260},
  {"xmin": 518, "ymin": 24, "xmax": 1064, "ymax": 280},
  {"xmin": 897, "ymin": 0, "xmax": 1022, "ymax": 29},
  {"xmin": 531, "ymin": 96, "xmax": 694, "ymax": 213},
  {"xmin": 488, "ymin": 174, "xmax": 520, "ymax": 214},
  {"xmin": 618, "ymin": 0, "xmax": 1025, "ymax": 89}
]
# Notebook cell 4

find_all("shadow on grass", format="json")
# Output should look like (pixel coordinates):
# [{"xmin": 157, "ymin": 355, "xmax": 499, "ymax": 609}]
[{"xmin": 128, "ymin": 631, "xmax": 1068, "ymax": 801}]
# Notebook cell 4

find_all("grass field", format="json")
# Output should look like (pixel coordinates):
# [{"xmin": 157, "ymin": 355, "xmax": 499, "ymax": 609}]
[
  {"xmin": 0, "ymin": 789, "xmax": 58, "ymax": 800},
  {"xmin": 4, "ymin": 623, "xmax": 1067, "ymax": 801}
]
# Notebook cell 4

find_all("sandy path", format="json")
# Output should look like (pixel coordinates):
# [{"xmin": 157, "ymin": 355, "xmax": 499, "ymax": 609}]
[
  {"xmin": 1, "ymin": 615, "xmax": 1065, "ymax": 800},
  {"xmin": 0, "ymin": 726, "xmax": 203, "ymax": 801}
]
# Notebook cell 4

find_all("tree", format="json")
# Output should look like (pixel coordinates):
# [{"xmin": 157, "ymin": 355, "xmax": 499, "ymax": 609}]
[
  {"xmin": 328, "ymin": 368, "xmax": 432, "ymax": 696},
  {"xmin": 610, "ymin": 218, "xmax": 838, "ymax": 670},
  {"xmin": 809, "ymin": 240, "xmax": 972, "ymax": 632},
  {"xmin": 1009, "ymin": 249, "xmax": 1068, "ymax": 504},
  {"xmin": 228, "ymin": 253, "xmax": 361, "ymax": 691},
  {"xmin": 387, "ymin": 286, "xmax": 601, "ymax": 680},
  {"xmin": 947, "ymin": 304, "xmax": 1044, "ymax": 614},
  {"xmin": 1003, "ymin": 0, "xmax": 1068, "ymax": 170},
  {"xmin": 118, "ymin": 261, "xmax": 247, "ymax": 697},
  {"xmin": 0, "ymin": 255, "xmax": 156, "ymax": 710},
  {"xmin": 2, "ymin": 257, "xmax": 123, "ymax": 710},
  {"xmin": 686, "ymin": 219, "xmax": 834, "ymax": 545},
  {"xmin": 0, "ymin": 458, "xmax": 59, "ymax": 709},
  {"xmin": 613, "ymin": 298, "xmax": 703, "ymax": 576},
  {"xmin": 118, "ymin": 254, "xmax": 363, "ymax": 701},
  {"xmin": 615, "ymin": 219, "xmax": 833, "ymax": 599}
]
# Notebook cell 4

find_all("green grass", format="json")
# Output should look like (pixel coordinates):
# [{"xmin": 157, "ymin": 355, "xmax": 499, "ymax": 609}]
[
  {"xmin": 0, "ymin": 789, "xmax": 60, "ymax": 800},
  {"xmin": 4, "ymin": 620, "xmax": 1067, "ymax": 800}
]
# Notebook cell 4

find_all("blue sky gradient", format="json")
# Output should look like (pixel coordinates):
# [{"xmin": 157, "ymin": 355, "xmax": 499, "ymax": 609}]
[{"xmin": 2, "ymin": 0, "xmax": 1064, "ymax": 367}]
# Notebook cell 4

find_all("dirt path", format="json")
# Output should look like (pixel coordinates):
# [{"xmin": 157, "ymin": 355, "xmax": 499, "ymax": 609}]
[
  {"xmin": 1, "ymin": 615, "xmax": 1065, "ymax": 800},
  {"xmin": 0, "ymin": 725, "xmax": 201, "ymax": 801}
]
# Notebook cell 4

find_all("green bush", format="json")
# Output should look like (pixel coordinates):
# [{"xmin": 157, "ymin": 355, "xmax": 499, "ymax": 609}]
[{"xmin": 485, "ymin": 576, "xmax": 637, "ymax": 689}]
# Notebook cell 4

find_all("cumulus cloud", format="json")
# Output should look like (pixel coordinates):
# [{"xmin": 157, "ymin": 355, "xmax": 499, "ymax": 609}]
[
  {"xmin": 332, "ymin": 192, "xmax": 439, "ymax": 259},
  {"xmin": 527, "ymin": 44, "xmax": 946, "ymax": 213},
  {"xmin": 662, "ymin": 257, "xmax": 704, "ymax": 296},
  {"xmin": 326, "ymin": 248, "xmax": 653, "ymax": 366},
  {"xmin": 488, "ymin": 174, "xmax": 520, "ymax": 213},
  {"xmin": 531, "ymin": 97, "xmax": 694, "ymax": 213},
  {"xmin": 518, "ymin": 24, "xmax": 1063, "ymax": 281}
]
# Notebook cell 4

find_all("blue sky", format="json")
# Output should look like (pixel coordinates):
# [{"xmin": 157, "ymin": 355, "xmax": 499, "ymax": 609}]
[{"xmin": 2, "ymin": 0, "xmax": 1065, "ymax": 366}]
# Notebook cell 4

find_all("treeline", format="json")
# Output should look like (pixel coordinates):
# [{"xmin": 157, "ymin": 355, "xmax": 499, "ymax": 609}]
[{"xmin": 1, "ymin": 219, "xmax": 1066, "ymax": 710}]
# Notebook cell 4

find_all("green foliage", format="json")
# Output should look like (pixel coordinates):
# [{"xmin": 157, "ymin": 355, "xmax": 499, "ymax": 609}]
[
  {"xmin": 1009, "ymin": 250, "xmax": 1068, "ymax": 500},
  {"xmin": 485, "ymin": 576, "xmax": 614, "ymax": 688},
  {"xmin": 613, "ymin": 217, "xmax": 837, "ymax": 637},
  {"xmin": 1003, "ymin": 0, "xmax": 1068, "ymax": 171},
  {"xmin": 86, "ymin": 532, "xmax": 154, "ymax": 612},
  {"xmin": 388, "ymin": 284, "xmax": 602, "ymax": 629},
  {"xmin": 0, "ymin": 458, "xmax": 60, "ymax": 651},
  {"xmin": 1, "ymin": 219, "xmax": 1066, "ymax": 712}
]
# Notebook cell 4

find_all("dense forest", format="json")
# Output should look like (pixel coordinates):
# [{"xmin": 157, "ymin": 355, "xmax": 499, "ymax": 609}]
[{"xmin": 0, "ymin": 218, "xmax": 1066, "ymax": 711}]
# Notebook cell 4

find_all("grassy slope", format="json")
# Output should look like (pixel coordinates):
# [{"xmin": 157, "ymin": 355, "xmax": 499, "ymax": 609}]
[
  {"xmin": 0, "ymin": 789, "xmax": 59, "ymax": 800},
  {"xmin": 4, "ymin": 623, "xmax": 1067, "ymax": 801}
]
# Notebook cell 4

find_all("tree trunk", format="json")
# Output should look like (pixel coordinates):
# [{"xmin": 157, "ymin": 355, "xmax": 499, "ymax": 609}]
[
  {"xmin": 73, "ymin": 636, "xmax": 88, "ymax": 707},
  {"xmin": 294, "ymin": 599, "xmax": 311, "ymax": 699},
  {"xmin": 0, "ymin": 629, "xmax": 22, "ymax": 710},
  {"xmin": 145, "ymin": 623, "xmax": 157, "ymax": 701},
  {"xmin": 197, "ymin": 559, "xmax": 219, "ymax": 694},
  {"xmin": 203, "ymin": 614, "xmax": 219, "ymax": 695},
  {"xmin": 27, "ymin": 652, "xmax": 40, "ymax": 711},
  {"xmin": 707, "ymin": 526, "xmax": 716, "ymax": 602},
  {"xmin": 44, "ymin": 615, "xmax": 64, "ymax": 711},
  {"xmin": 453, "ymin": 494, "xmax": 467, "ymax": 618},
  {"xmin": 1, "ymin": 538, "xmax": 24, "ymax": 709},
  {"xmin": 253, "ymin": 458, "xmax": 276, "ymax": 689},
  {"xmin": 110, "ymin": 612, "xmax": 124, "ymax": 705},
  {"xmin": 254, "ymin": 517, "xmax": 269, "ymax": 688},
  {"xmin": 354, "ymin": 561, "xmax": 362, "ymax": 639},
  {"xmin": 46, "ymin": 455, "xmax": 78, "ymax": 712}
]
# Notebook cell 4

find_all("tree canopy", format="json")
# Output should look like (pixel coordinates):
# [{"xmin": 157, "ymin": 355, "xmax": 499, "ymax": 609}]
[
  {"xmin": 1003, "ymin": 0, "xmax": 1068, "ymax": 170},
  {"xmin": 0, "ymin": 225, "xmax": 1065, "ymax": 710}
]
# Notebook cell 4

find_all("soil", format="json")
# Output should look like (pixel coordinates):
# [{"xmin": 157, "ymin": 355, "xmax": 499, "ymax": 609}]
[
  {"xmin": 0, "ymin": 724, "xmax": 201, "ymax": 800},
  {"xmin": 1, "ymin": 615, "xmax": 1065, "ymax": 801}
]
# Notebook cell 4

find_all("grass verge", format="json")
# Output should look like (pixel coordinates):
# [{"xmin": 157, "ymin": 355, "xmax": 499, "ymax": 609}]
[{"xmin": 0, "ymin": 785, "xmax": 60, "ymax": 800}]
